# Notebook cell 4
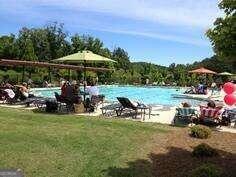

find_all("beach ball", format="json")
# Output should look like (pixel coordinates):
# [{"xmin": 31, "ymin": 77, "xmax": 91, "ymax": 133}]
[
  {"xmin": 224, "ymin": 94, "xmax": 236, "ymax": 106},
  {"xmin": 223, "ymin": 82, "xmax": 235, "ymax": 94}
]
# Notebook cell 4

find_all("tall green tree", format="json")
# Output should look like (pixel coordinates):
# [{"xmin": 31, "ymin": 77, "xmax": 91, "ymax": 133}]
[
  {"xmin": 71, "ymin": 34, "xmax": 104, "ymax": 54},
  {"xmin": 71, "ymin": 34, "xmax": 86, "ymax": 53},
  {"xmin": 0, "ymin": 35, "xmax": 19, "ymax": 58},
  {"xmin": 112, "ymin": 47, "xmax": 130, "ymax": 70},
  {"xmin": 28, "ymin": 28, "xmax": 51, "ymax": 61},
  {"xmin": 46, "ymin": 22, "xmax": 71, "ymax": 60},
  {"xmin": 206, "ymin": 0, "xmax": 236, "ymax": 67},
  {"xmin": 22, "ymin": 38, "xmax": 38, "ymax": 61}
]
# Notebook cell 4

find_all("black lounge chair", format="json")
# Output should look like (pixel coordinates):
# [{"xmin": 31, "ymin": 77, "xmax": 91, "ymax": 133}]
[
  {"xmin": 116, "ymin": 97, "xmax": 151, "ymax": 120},
  {"xmin": 100, "ymin": 102, "xmax": 121, "ymax": 116},
  {"xmin": 1, "ymin": 87, "xmax": 45, "ymax": 107},
  {"xmin": 0, "ymin": 89, "xmax": 9, "ymax": 102}
]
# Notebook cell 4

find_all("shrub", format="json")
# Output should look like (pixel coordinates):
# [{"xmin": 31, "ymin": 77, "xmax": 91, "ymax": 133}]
[
  {"xmin": 190, "ymin": 163, "xmax": 222, "ymax": 177},
  {"xmin": 192, "ymin": 143, "xmax": 218, "ymax": 157},
  {"xmin": 190, "ymin": 125, "xmax": 211, "ymax": 139}
]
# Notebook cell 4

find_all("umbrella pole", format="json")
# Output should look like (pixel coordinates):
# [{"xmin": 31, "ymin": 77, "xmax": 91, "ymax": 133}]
[
  {"xmin": 22, "ymin": 65, "xmax": 25, "ymax": 83},
  {"xmin": 83, "ymin": 60, "xmax": 86, "ymax": 100},
  {"xmin": 48, "ymin": 67, "xmax": 52, "ymax": 83},
  {"xmin": 68, "ymin": 69, "xmax": 71, "ymax": 81}
]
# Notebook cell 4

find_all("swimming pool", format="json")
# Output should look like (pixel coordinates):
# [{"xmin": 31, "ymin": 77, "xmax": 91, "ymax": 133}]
[{"xmin": 31, "ymin": 85, "xmax": 205, "ymax": 106}]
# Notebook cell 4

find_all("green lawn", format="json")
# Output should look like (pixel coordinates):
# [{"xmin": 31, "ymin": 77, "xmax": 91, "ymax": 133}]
[{"xmin": 0, "ymin": 108, "xmax": 170, "ymax": 177}]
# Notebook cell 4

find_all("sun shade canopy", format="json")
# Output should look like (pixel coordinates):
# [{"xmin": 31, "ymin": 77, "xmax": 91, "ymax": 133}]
[
  {"xmin": 218, "ymin": 72, "xmax": 234, "ymax": 76},
  {"xmin": 0, "ymin": 59, "xmax": 114, "ymax": 72},
  {"xmin": 53, "ymin": 50, "xmax": 116, "ymax": 63},
  {"xmin": 188, "ymin": 67, "xmax": 217, "ymax": 74}
]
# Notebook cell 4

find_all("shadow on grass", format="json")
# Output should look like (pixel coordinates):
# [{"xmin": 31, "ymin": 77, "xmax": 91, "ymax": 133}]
[
  {"xmin": 32, "ymin": 108, "xmax": 72, "ymax": 115},
  {"xmin": 104, "ymin": 146, "xmax": 236, "ymax": 177}
]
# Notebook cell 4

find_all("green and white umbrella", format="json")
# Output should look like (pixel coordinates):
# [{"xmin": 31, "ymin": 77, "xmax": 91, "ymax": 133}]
[{"xmin": 218, "ymin": 72, "xmax": 234, "ymax": 76}]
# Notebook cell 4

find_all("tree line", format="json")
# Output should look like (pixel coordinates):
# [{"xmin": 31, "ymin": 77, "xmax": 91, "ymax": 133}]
[{"xmin": 0, "ymin": 0, "xmax": 235, "ymax": 86}]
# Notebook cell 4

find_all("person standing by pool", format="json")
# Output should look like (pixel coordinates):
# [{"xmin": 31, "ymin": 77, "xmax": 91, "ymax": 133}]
[
  {"xmin": 211, "ymin": 82, "xmax": 217, "ymax": 95},
  {"xmin": 86, "ymin": 80, "xmax": 99, "ymax": 98},
  {"xmin": 84, "ymin": 80, "xmax": 102, "ymax": 112}
]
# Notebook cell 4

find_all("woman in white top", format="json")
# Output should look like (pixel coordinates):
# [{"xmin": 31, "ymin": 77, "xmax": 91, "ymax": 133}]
[{"xmin": 86, "ymin": 81, "xmax": 99, "ymax": 98}]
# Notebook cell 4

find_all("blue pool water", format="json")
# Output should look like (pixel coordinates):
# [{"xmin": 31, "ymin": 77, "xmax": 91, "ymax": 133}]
[{"xmin": 32, "ymin": 85, "xmax": 204, "ymax": 106}]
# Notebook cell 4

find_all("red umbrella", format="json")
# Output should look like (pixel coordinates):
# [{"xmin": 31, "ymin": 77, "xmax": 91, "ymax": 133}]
[{"xmin": 188, "ymin": 67, "xmax": 217, "ymax": 74}]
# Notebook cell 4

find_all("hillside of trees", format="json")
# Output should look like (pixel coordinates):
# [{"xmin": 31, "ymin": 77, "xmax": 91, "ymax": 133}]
[
  {"xmin": 0, "ymin": 22, "xmax": 234, "ymax": 86},
  {"xmin": 0, "ymin": 0, "xmax": 235, "ymax": 86}
]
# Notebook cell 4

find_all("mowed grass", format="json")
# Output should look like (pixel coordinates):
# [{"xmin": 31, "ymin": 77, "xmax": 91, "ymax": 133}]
[{"xmin": 0, "ymin": 108, "xmax": 170, "ymax": 177}]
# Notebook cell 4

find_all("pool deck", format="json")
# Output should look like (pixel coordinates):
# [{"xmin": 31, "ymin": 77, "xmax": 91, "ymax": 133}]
[{"xmin": 0, "ymin": 101, "xmax": 235, "ymax": 134}]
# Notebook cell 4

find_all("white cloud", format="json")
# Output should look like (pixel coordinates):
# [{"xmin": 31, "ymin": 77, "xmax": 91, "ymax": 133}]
[
  {"xmin": 34, "ymin": 0, "xmax": 221, "ymax": 29},
  {"xmin": 1, "ymin": 0, "xmax": 221, "ymax": 28},
  {"xmin": 0, "ymin": 0, "xmax": 221, "ymax": 46},
  {"xmin": 85, "ymin": 27, "xmax": 210, "ymax": 46}
]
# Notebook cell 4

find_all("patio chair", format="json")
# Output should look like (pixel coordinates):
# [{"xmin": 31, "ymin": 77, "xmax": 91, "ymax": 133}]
[
  {"xmin": 174, "ymin": 107, "xmax": 198, "ymax": 125},
  {"xmin": 91, "ymin": 95, "xmax": 105, "ymax": 108},
  {"xmin": 116, "ymin": 97, "xmax": 151, "ymax": 120},
  {"xmin": 54, "ymin": 92, "xmax": 73, "ymax": 113},
  {"xmin": 221, "ymin": 108, "xmax": 236, "ymax": 127},
  {"xmin": 199, "ymin": 106, "xmax": 222, "ymax": 126},
  {"xmin": 84, "ymin": 95, "xmax": 105, "ymax": 113},
  {"xmin": 0, "ymin": 89, "xmax": 9, "ymax": 102}
]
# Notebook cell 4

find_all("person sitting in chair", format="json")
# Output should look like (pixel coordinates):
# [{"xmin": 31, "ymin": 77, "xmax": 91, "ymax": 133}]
[
  {"xmin": 182, "ymin": 102, "xmax": 191, "ymax": 108},
  {"xmin": 184, "ymin": 86, "xmax": 196, "ymax": 94},
  {"xmin": 19, "ymin": 82, "xmax": 30, "ymax": 99},
  {"xmin": 19, "ymin": 82, "xmax": 35, "ymax": 100},
  {"xmin": 2, "ymin": 84, "xmax": 15, "ymax": 101},
  {"xmin": 71, "ymin": 81, "xmax": 82, "ymax": 104},
  {"xmin": 84, "ymin": 80, "xmax": 103, "ymax": 112},
  {"xmin": 207, "ymin": 100, "xmax": 216, "ymax": 108}
]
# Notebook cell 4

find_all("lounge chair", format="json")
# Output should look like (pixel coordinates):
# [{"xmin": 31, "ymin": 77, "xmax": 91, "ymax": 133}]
[
  {"xmin": 199, "ymin": 106, "xmax": 222, "ymax": 126},
  {"xmin": 100, "ymin": 102, "xmax": 121, "ymax": 116},
  {"xmin": 1, "ymin": 87, "xmax": 45, "ymax": 107},
  {"xmin": 174, "ymin": 107, "xmax": 198, "ymax": 125},
  {"xmin": 116, "ymin": 97, "xmax": 151, "ymax": 120}
]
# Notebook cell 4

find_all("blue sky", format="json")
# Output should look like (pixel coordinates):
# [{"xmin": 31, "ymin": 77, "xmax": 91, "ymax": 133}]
[{"xmin": 0, "ymin": 0, "xmax": 221, "ymax": 66}]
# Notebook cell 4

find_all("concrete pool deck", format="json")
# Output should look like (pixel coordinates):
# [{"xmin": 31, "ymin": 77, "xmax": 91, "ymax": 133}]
[{"xmin": 0, "ymin": 102, "xmax": 235, "ymax": 134}]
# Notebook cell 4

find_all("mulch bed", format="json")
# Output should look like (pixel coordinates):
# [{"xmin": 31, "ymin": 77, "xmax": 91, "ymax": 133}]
[
  {"xmin": 150, "ymin": 128, "xmax": 236, "ymax": 177},
  {"xmin": 151, "ymin": 128, "xmax": 236, "ymax": 177},
  {"xmin": 118, "ymin": 127, "xmax": 236, "ymax": 177}
]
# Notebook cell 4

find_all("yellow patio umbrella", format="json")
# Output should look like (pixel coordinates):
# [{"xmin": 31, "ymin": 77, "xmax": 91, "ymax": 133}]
[
  {"xmin": 53, "ymin": 50, "xmax": 116, "ymax": 63},
  {"xmin": 53, "ymin": 50, "xmax": 116, "ymax": 95}
]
